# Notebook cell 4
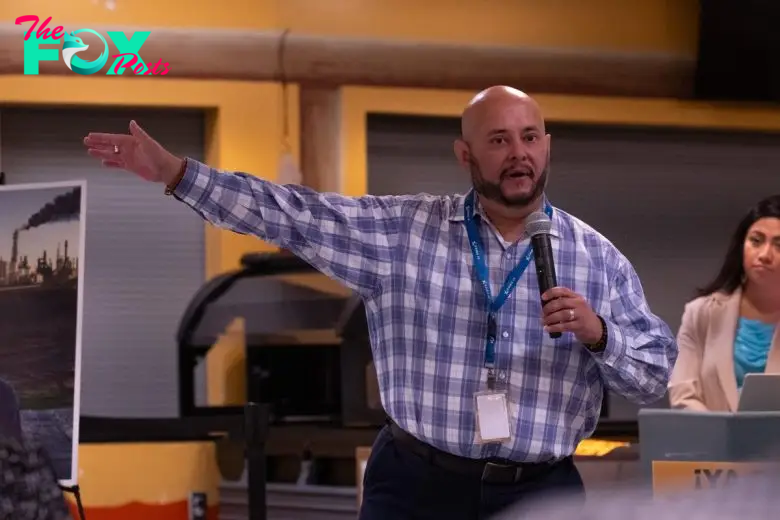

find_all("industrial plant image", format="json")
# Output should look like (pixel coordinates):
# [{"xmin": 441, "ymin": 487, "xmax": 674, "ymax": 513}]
[{"xmin": 0, "ymin": 182, "xmax": 85, "ymax": 483}]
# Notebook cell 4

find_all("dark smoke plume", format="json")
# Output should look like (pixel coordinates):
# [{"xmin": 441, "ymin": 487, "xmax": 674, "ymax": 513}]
[{"xmin": 17, "ymin": 188, "xmax": 81, "ymax": 232}]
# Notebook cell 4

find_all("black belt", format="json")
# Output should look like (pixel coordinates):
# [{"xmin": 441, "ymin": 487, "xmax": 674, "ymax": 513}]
[{"xmin": 388, "ymin": 421, "xmax": 564, "ymax": 485}]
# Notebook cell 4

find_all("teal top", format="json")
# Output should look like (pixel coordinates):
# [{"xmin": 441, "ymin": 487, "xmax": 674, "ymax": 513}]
[{"xmin": 734, "ymin": 317, "xmax": 776, "ymax": 389}]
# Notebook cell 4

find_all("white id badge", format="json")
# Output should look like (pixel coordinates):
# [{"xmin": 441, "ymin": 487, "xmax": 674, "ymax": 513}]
[{"xmin": 474, "ymin": 391, "xmax": 511, "ymax": 444}]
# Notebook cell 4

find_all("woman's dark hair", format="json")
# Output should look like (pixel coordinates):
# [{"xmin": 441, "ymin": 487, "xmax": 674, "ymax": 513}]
[{"xmin": 698, "ymin": 194, "xmax": 780, "ymax": 297}]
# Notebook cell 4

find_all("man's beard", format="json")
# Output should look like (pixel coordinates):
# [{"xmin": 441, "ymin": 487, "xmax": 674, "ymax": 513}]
[{"xmin": 469, "ymin": 158, "xmax": 549, "ymax": 208}]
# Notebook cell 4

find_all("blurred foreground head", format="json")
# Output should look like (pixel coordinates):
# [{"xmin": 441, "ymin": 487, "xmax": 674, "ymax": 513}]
[
  {"xmin": 0, "ymin": 436, "xmax": 72, "ymax": 519},
  {"xmin": 492, "ymin": 467, "xmax": 780, "ymax": 520}
]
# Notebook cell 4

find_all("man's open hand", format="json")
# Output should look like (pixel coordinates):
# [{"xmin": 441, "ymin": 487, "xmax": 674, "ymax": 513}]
[{"xmin": 83, "ymin": 120, "xmax": 182, "ymax": 185}]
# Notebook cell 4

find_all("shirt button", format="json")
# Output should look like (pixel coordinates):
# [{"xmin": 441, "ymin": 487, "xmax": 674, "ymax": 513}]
[{"xmin": 502, "ymin": 330, "xmax": 510, "ymax": 339}]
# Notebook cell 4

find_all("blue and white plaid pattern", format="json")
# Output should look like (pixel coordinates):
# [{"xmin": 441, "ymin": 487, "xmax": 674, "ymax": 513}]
[{"xmin": 175, "ymin": 159, "xmax": 677, "ymax": 463}]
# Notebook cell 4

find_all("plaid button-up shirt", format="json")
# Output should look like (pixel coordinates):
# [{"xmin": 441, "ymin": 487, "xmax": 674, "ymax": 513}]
[{"xmin": 175, "ymin": 159, "xmax": 677, "ymax": 463}]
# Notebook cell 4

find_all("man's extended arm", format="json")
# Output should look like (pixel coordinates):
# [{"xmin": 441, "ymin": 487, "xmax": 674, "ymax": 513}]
[
  {"xmin": 590, "ymin": 255, "xmax": 679, "ymax": 405},
  {"xmin": 172, "ymin": 159, "xmax": 408, "ymax": 297}
]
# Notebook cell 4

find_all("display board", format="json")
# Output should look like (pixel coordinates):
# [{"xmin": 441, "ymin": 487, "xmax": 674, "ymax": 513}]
[{"xmin": 0, "ymin": 180, "xmax": 86, "ymax": 485}]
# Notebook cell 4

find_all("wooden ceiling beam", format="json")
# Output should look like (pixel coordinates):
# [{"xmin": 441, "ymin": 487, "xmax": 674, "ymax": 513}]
[{"xmin": 0, "ymin": 24, "xmax": 695, "ymax": 99}]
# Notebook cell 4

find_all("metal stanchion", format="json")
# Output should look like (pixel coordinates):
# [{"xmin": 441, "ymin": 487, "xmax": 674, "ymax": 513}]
[{"xmin": 244, "ymin": 402, "xmax": 270, "ymax": 520}]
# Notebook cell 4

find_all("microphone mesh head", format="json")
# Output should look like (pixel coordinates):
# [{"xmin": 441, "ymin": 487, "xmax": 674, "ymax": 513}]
[{"xmin": 526, "ymin": 211, "xmax": 552, "ymax": 237}]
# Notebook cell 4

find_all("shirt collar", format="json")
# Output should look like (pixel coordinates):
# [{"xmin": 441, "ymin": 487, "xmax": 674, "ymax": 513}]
[{"xmin": 448, "ymin": 190, "xmax": 560, "ymax": 239}]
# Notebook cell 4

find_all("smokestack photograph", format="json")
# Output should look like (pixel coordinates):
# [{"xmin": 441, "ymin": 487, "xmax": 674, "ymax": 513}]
[{"xmin": 0, "ymin": 181, "xmax": 86, "ymax": 488}]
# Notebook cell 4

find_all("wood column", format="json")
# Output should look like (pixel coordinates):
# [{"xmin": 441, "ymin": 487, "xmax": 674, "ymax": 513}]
[
  {"xmin": 299, "ymin": 86, "xmax": 342, "ymax": 193},
  {"xmin": 276, "ymin": 86, "xmax": 352, "ymax": 300}
]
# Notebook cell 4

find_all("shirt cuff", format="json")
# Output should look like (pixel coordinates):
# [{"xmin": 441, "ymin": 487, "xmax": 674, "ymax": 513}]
[
  {"xmin": 588, "ymin": 318, "xmax": 625, "ymax": 368},
  {"xmin": 172, "ymin": 158, "xmax": 215, "ymax": 206}
]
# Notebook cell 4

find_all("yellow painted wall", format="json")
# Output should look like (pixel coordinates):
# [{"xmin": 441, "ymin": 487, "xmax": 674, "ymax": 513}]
[
  {"xmin": 3, "ymin": 0, "xmax": 699, "ymax": 54},
  {"xmin": 277, "ymin": 0, "xmax": 699, "ymax": 54},
  {"xmin": 1, "ymin": 0, "xmax": 278, "ymax": 30}
]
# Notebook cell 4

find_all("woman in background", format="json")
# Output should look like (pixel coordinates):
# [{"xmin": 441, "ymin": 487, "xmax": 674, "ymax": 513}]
[{"xmin": 669, "ymin": 194, "xmax": 780, "ymax": 411}]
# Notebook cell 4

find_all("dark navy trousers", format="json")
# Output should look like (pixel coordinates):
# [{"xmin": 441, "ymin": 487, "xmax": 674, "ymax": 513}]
[{"xmin": 358, "ymin": 425, "xmax": 585, "ymax": 520}]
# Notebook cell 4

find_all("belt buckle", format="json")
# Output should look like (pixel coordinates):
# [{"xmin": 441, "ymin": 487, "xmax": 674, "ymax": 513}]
[{"xmin": 481, "ymin": 462, "xmax": 522, "ymax": 483}]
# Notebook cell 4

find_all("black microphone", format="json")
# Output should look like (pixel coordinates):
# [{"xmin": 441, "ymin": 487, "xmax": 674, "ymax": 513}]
[{"xmin": 527, "ymin": 211, "xmax": 561, "ymax": 339}]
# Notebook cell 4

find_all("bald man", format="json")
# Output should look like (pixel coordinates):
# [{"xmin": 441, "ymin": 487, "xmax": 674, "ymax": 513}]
[{"xmin": 83, "ymin": 86, "xmax": 677, "ymax": 519}]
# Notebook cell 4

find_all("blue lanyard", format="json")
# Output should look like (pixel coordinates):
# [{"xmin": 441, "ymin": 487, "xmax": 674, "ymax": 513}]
[{"xmin": 463, "ymin": 190, "xmax": 553, "ymax": 370}]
